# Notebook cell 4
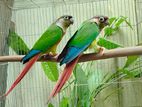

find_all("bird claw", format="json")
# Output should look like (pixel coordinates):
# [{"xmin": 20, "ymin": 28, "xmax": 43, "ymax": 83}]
[
  {"xmin": 47, "ymin": 53, "xmax": 57, "ymax": 57},
  {"xmin": 98, "ymin": 47, "xmax": 105, "ymax": 55},
  {"xmin": 42, "ymin": 53, "xmax": 57, "ymax": 59}
]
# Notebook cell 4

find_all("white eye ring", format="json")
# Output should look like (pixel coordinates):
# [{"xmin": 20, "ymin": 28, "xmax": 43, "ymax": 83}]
[
  {"xmin": 99, "ymin": 17, "xmax": 105, "ymax": 22},
  {"xmin": 64, "ymin": 16, "xmax": 69, "ymax": 19}
]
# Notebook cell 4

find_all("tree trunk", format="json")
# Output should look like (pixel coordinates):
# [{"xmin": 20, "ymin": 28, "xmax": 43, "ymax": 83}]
[{"xmin": 0, "ymin": 0, "xmax": 14, "ymax": 107}]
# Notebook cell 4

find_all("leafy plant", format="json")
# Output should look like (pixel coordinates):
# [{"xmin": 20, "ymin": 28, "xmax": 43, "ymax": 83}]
[
  {"xmin": 41, "ymin": 62, "xmax": 58, "ymax": 81},
  {"xmin": 8, "ymin": 30, "xmax": 30, "ymax": 55},
  {"xmin": 123, "ymin": 56, "xmax": 139, "ymax": 68},
  {"xmin": 119, "ymin": 55, "xmax": 141, "ymax": 78},
  {"xmin": 48, "ymin": 103, "xmax": 54, "ymax": 107},
  {"xmin": 73, "ymin": 65, "xmax": 91, "ymax": 107},
  {"xmin": 104, "ymin": 16, "xmax": 133, "ymax": 37},
  {"xmin": 59, "ymin": 97, "xmax": 70, "ymax": 107},
  {"xmin": 98, "ymin": 37, "xmax": 122, "ymax": 49}
]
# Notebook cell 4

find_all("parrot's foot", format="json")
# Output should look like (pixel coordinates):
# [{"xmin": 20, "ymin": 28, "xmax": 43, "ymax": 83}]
[
  {"xmin": 48, "ymin": 53, "xmax": 57, "ymax": 57},
  {"xmin": 45, "ymin": 53, "xmax": 57, "ymax": 57},
  {"xmin": 41, "ymin": 53, "xmax": 57, "ymax": 60},
  {"xmin": 98, "ymin": 47, "xmax": 105, "ymax": 55}
]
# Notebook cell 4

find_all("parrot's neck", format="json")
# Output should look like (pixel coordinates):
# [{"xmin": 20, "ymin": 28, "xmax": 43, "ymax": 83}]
[{"xmin": 56, "ymin": 22, "xmax": 67, "ymax": 33}]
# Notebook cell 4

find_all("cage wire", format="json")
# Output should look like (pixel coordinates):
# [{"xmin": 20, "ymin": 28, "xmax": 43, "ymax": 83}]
[{"xmin": 0, "ymin": 0, "xmax": 142, "ymax": 107}]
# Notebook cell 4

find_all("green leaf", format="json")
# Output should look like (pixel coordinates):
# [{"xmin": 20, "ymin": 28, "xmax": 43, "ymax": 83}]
[
  {"xmin": 98, "ymin": 37, "xmax": 122, "ymax": 49},
  {"xmin": 112, "ymin": 16, "xmax": 133, "ymax": 30},
  {"xmin": 124, "ymin": 56, "xmax": 139, "ymax": 68},
  {"xmin": 89, "ymin": 70, "xmax": 112, "ymax": 99},
  {"xmin": 59, "ymin": 97, "xmax": 69, "ymax": 107},
  {"xmin": 125, "ymin": 19, "xmax": 133, "ymax": 30},
  {"xmin": 104, "ymin": 16, "xmax": 133, "ymax": 37},
  {"xmin": 70, "ymin": 82, "xmax": 77, "ymax": 107},
  {"xmin": 108, "ymin": 17, "xmax": 117, "ymax": 24},
  {"xmin": 114, "ymin": 16, "xmax": 126, "ymax": 28},
  {"xmin": 133, "ymin": 70, "xmax": 142, "ymax": 78},
  {"xmin": 87, "ymin": 69, "xmax": 103, "ymax": 94},
  {"xmin": 8, "ymin": 30, "xmax": 30, "ymax": 55},
  {"xmin": 104, "ymin": 26, "xmax": 114, "ymax": 36},
  {"xmin": 48, "ymin": 103, "xmax": 54, "ymax": 107},
  {"xmin": 119, "ymin": 68, "xmax": 135, "ymax": 78},
  {"xmin": 41, "ymin": 62, "xmax": 58, "ymax": 81},
  {"xmin": 74, "ymin": 65, "xmax": 90, "ymax": 107}
]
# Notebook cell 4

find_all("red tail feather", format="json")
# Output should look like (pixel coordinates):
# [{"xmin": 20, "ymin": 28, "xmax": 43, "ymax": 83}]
[
  {"xmin": 0, "ymin": 54, "xmax": 40, "ymax": 99},
  {"xmin": 47, "ymin": 56, "xmax": 80, "ymax": 103}
]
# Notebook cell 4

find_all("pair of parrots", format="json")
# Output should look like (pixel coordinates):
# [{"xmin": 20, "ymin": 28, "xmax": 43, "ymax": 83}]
[{"xmin": 1, "ymin": 15, "xmax": 109, "ymax": 102}]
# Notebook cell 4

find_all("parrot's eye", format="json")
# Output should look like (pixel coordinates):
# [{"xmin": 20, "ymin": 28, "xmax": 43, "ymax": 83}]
[
  {"xmin": 99, "ymin": 17, "xmax": 105, "ymax": 22},
  {"xmin": 64, "ymin": 16, "xmax": 69, "ymax": 19}
]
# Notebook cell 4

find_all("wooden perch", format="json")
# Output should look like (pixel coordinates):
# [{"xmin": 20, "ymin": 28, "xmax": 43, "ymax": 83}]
[{"xmin": 0, "ymin": 46, "xmax": 142, "ymax": 63}]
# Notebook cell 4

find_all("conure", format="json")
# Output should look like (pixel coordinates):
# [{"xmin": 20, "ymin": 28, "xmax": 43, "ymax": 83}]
[
  {"xmin": 1, "ymin": 15, "xmax": 74, "ymax": 98},
  {"xmin": 48, "ymin": 16, "xmax": 109, "ymax": 102}
]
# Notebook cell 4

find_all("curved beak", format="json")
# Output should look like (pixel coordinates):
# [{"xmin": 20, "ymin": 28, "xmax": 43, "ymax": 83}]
[
  {"xmin": 105, "ymin": 19, "xmax": 109, "ymax": 26},
  {"xmin": 70, "ymin": 17, "xmax": 74, "ymax": 24}
]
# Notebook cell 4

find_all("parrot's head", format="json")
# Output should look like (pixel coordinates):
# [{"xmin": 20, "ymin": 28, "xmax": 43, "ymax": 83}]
[
  {"xmin": 56, "ymin": 15, "xmax": 74, "ymax": 31},
  {"xmin": 90, "ymin": 16, "xmax": 109, "ymax": 30}
]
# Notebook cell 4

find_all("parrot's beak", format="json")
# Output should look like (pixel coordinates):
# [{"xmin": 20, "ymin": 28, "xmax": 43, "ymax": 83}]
[
  {"xmin": 70, "ymin": 18, "xmax": 74, "ymax": 24},
  {"xmin": 104, "ymin": 17, "xmax": 109, "ymax": 26},
  {"xmin": 105, "ymin": 20, "xmax": 109, "ymax": 26}
]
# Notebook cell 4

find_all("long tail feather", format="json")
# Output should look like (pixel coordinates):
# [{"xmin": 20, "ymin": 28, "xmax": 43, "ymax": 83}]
[
  {"xmin": 47, "ymin": 56, "xmax": 80, "ymax": 103},
  {"xmin": 0, "ymin": 54, "xmax": 40, "ymax": 99}
]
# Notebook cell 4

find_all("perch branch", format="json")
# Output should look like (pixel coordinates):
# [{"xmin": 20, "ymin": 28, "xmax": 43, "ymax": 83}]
[{"xmin": 0, "ymin": 46, "xmax": 142, "ymax": 63}]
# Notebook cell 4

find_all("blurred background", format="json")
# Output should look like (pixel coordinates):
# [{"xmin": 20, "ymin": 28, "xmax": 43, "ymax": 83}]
[{"xmin": 0, "ymin": 0, "xmax": 142, "ymax": 107}]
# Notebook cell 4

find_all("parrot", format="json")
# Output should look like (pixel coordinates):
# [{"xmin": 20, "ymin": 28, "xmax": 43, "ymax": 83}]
[
  {"xmin": 47, "ymin": 16, "xmax": 109, "ymax": 102},
  {"xmin": 1, "ymin": 15, "xmax": 74, "ymax": 98}
]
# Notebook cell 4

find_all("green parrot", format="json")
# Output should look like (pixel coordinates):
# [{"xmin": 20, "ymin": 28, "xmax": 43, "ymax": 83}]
[
  {"xmin": 1, "ymin": 15, "xmax": 74, "ymax": 98},
  {"xmin": 48, "ymin": 16, "xmax": 109, "ymax": 101}
]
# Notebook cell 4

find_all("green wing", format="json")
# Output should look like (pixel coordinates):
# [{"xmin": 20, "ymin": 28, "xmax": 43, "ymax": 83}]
[
  {"xmin": 68, "ymin": 21, "xmax": 100, "ymax": 47},
  {"xmin": 32, "ymin": 24, "xmax": 63, "ymax": 52},
  {"xmin": 58, "ymin": 21, "xmax": 100, "ymax": 64}
]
